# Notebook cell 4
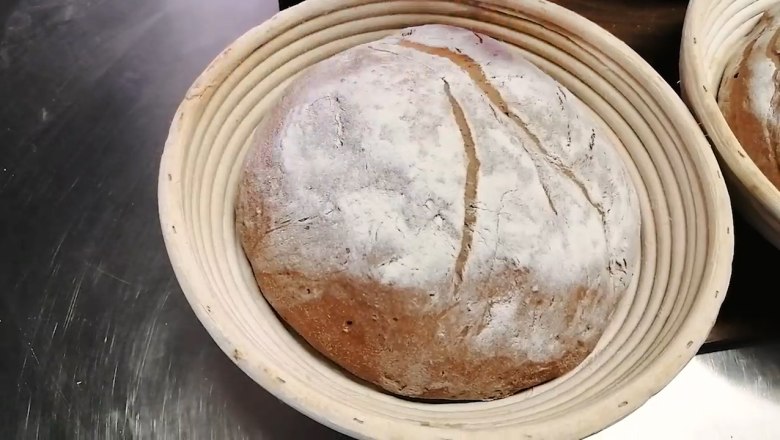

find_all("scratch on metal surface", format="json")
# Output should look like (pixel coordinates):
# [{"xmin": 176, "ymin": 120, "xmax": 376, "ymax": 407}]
[
  {"xmin": 128, "ymin": 318, "xmax": 157, "ymax": 407},
  {"xmin": 111, "ymin": 364, "xmax": 118, "ymax": 394},
  {"xmin": 28, "ymin": 344, "xmax": 40, "ymax": 366},
  {"xmin": 49, "ymin": 232, "xmax": 67, "ymax": 268},
  {"xmin": 19, "ymin": 357, "xmax": 26, "ymax": 387},
  {"xmin": 19, "ymin": 340, "xmax": 41, "ymax": 387},
  {"xmin": 23, "ymin": 397, "xmax": 31, "ymax": 432},
  {"xmin": 88, "ymin": 262, "xmax": 133, "ymax": 286},
  {"xmin": 121, "ymin": 288, "xmax": 174, "ymax": 439},
  {"xmin": 108, "ymin": 331, "xmax": 116, "ymax": 354},
  {"xmin": 97, "ymin": 267, "xmax": 132, "ymax": 286},
  {"xmin": 31, "ymin": 292, "xmax": 49, "ymax": 341},
  {"xmin": 161, "ymin": 367, "xmax": 170, "ymax": 435},
  {"xmin": 132, "ymin": 291, "xmax": 169, "ymax": 393},
  {"xmin": 66, "ymin": 175, "xmax": 80, "ymax": 192},
  {"xmin": 63, "ymin": 271, "xmax": 84, "ymax": 330}
]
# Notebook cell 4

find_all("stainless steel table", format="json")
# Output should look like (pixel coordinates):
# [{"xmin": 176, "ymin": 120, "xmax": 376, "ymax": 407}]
[{"xmin": 1, "ymin": 1, "xmax": 779, "ymax": 438}]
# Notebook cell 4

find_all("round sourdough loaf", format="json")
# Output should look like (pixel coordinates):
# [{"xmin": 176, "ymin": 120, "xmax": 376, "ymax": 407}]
[
  {"xmin": 236, "ymin": 24, "xmax": 641, "ymax": 401},
  {"xmin": 719, "ymin": 5, "xmax": 780, "ymax": 190}
]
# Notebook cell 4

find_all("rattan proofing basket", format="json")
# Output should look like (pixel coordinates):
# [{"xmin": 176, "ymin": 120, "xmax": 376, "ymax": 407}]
[
  {"xmin": 681, "ymin": 0, "xmax": 780, "ymax": 248},
  {"xmin": 158, "ymin": 0, "xmax": 734, "ymax": 438}
]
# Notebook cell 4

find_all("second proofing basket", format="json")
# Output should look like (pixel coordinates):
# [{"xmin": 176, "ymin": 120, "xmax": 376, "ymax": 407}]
[
  {"xmin": 158, "ymin": 0, "xmax": 735, "ymax": 438},
  {"xmin": 681, "ymin": 0, "xmax": 780, "ymax": 248}
]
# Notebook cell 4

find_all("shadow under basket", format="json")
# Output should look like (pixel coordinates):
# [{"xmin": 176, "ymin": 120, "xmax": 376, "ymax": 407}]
[
  {"xmin": 680, "ymin": 0, "xmax": 780, "ymax": 249},
  {"xmin": 158, "ymin": 0, "xmax": 734, "ymax": 438}
]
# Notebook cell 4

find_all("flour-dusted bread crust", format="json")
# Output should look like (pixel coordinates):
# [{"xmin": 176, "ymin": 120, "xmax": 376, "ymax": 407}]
[
  {"xmin": 236, "ymin": 24, "xmax": 641, "ymax": 401},
  {"xmin": 719, "ymin": 5, "xmax": 780, "ymax": 190}
]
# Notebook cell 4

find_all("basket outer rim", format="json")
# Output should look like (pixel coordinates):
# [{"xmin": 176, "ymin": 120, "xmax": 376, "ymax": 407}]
[
  {"xmin": 159, "ymin": 0, "xmax": 734, "ymax": 438},
  {"xmin": 680, "ymin": 0, "xmax": 780, "ymax": 237}
]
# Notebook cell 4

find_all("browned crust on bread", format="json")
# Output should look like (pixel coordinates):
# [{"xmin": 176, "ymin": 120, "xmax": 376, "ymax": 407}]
[
  {"xmin": 719, "ymin": 12, "xmax": 780, "ymax": 189},
  {"xmin": 237, "ymin": 175, "xmax": 607, "ymax": 401},
  {"xmin": 252, "ymin": 267, "xmax": 599, "ymax": 401},
  {"xmin": 767, "ymin": 22, "xmax": 780, "ymax": 179}
]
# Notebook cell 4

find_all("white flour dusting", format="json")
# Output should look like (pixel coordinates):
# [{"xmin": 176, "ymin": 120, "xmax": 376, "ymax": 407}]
[{"xmin": 240, "ymin": 24, "xmax": 641, "ymax": 364}]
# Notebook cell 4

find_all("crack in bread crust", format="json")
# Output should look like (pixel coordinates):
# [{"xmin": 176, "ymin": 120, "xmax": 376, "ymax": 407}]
[{"xmin": 442, "ymin": 78, "xmax": 481, "ymax": 296}]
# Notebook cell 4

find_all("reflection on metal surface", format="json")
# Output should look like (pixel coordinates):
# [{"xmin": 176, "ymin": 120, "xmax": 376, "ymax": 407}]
[{"xmin": 596, "ymin": 344, "xmax": 780, "ymax": 439}]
